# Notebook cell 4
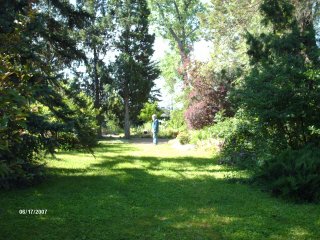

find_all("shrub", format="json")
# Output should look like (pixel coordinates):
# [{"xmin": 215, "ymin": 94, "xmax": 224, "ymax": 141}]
[
  {"xmin": 105, "ymin": 119, "xmax": 123, "ymax": 135},
  {"xmin": 185, "ymin": 101, "xmax": 216, "ymax": 130},
  {"xmin": 131, "ymin": 124, "xmax": 150, "ymax": 138},
  {"xmin": 188, "ymin": 114, "xmax": 274, "ymax": 169},
  {"xmin": 255, "ymin": 145, "xmax": 320, "ymax": 202},
  {"xmin": 131, "ymin": 121, "xmax": 178, "ymax": 139},
  {"xmin": 168, "ymin": 109, "xmax": 187, "ymax": 131},
  {"xmin": 184, "ymin": 62, "xmax": 235, "ymax": 129},
  {"xmin": 138, "ymin": 102, "xmax": 163, "ymax": 123},
  {"xmin": 177, "ymin": 131, "xmax": 190, "ymax": 145}
]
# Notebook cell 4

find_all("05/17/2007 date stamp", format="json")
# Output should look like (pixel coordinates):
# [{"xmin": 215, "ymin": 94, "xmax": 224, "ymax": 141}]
[{"xmin": 19, "ymin": 209, "xmax": 47, "ymax": 215}]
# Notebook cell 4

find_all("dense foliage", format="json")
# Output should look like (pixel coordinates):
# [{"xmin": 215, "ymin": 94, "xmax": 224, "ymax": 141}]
[
  {"xmin": 185, "ymin": 62, "xmax": 236, "ymax": 129},
  {"xmin": 138, "ymin": 101, "xmax": 163, "ymax": 123},
  {"xmin": 255, "ymin": 145, "xmax": 320, "ymax": 202},
  {"xmin": 0, "ymin": 0, "xmax": 97, "ymax": 188},
  {"xmin": 112, "ymin": 0, "xmax": 159, "ymax": 138},
  {"xmin": 73, "ymin": 0, "xmax": 113, "ymax": 137},
  {"xmin": 231, "ymin": 0, "xmax": 320, "ymax": 154},
  {"xmin": 157, "ymin": 0, "xmax": 320, "ymax": 202},
  {"xmin": 218, "ymin": 0, "xmax": 320, "ymax": 201}
]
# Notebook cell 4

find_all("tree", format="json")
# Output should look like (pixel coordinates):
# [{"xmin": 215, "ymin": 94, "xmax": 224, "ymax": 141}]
[
  {"xmin": 149, "ymin": 0, "xmax": 205, "ymax": 84},
  {"xmin": 204, "ymin": 0, "xmax": 264, "ymax": 72},
  {"xmin": 0, "ymin": 0, "xmax": 97, "ymax": 188},
  {"xmin": 72, "ymin": 0, "xmax": 113, "ymax": 137},
  {"xmin": 185, "ymin": 61, "xmax": 235, "ymax": 129},
  {"xmin": 224, "ymin": 0, "xmax": 320, "ymax": 164},
  {"xmin": 240, "ymin": 0, "xmax": 320, "ymax": 202},
  {"xmin": 112, "ymin": 0, "xmax": 159, "ymax": 138},
  {"xmin": 138, "ymin": 101, "xmax": 163, "ymax": 123},
  {"xmin": 239, "ymin": 0, "xmax": 320, "ymax": 149}
]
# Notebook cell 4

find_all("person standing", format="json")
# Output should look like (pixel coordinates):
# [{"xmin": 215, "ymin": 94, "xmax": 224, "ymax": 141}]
[{"xmin": 151, "ymin": 114, "xmax": 159, "ymax": 145}]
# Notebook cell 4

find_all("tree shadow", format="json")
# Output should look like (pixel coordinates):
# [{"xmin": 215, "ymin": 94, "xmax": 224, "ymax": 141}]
[
  {"xmin": 1, "ymin": 142, "xmax": 319, "ymax": 240},
  {"xmin": 30, "ymin": 156, "xmax": 320, "ymax": 239}
]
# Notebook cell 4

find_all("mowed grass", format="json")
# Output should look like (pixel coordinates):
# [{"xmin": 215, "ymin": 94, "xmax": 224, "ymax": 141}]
[{"xmin": 0, "ymin": 139, "xmax": 319, "ymax": 240}]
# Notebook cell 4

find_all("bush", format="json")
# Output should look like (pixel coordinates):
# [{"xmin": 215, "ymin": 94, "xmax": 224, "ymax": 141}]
[
  {"xmin": 131, "ymin": 121, "xmax": 178, "ymax": 139},
  {"xmin": 167, "ymin": 109, "xmax": 187, "ymax": 131},
  {"xmin": 188, "ymin": 116, "xmax": 259, "ymax": 168},
  {"xmin": 131, "ymin": 124, "xmax": 151, "ymax": 138},
  {"xmin": 185, "ymin": 101, "xmax": 216, "ymax": 130},
  {"xmin": 138, "ymin": 102, "xmax": 163, "ymax": 123},
  {"xmin": 255, "ymin": 145, "xmax": 320, "ymax": 202},
  {"xmin": 0, "ymin": 134, "xmax": 46, "ymax": 189},
  {"xmin": 201, "ymin": 113, "xmax": 283, "ymax": 169},
  {"xmin": 177, "ymin": 131, "xmax": 190, "ymax": 145},
  {"xmin": 184, "ymin": 62, "xmax": 235, "ymax": 129},
  {"xmin": 105, "ymin": 119, "xmax": 123, "ymax": 135},
  {"xmin": 0, "ymin": 160, "xmax": 45, "ymax": 190}
]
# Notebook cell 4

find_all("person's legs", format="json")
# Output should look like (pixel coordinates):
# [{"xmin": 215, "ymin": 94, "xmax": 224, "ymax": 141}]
[{"xmin": 153, "ymin": 132, "xmax": 158, "ymax": 145}]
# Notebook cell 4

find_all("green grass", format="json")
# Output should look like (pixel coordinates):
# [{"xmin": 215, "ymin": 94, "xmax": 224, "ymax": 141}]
[{"xmin": 1, "ymin": 140, "xmax": 319, "ymax": 240}]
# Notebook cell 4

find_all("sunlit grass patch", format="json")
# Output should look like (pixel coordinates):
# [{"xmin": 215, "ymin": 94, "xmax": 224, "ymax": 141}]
[{"xmin": 0, "ymin": 139, "xmax": 319, "ymax": 240}]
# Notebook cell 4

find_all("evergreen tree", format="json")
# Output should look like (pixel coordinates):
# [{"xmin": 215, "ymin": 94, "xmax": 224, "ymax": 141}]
[
  {"xmin": 0, "ymin": 0, "xmax": 97, "ymax": 188},
  {"xmin": 74, "ymin": 0, "xmax": 113, "ymax": 137},
  {"xmin": 112, "ymin": 0, "xmax": 159, "ymax": 138},
  {"xmin": 235, "ymin": 0, "xmax": 320, "ymax": 152}
]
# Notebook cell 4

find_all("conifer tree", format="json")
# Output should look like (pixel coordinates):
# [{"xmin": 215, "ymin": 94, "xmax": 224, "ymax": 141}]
[
  {"xmin": 112, "ymin": 0, "xmax": 159, "ymax": 138},
  {"xmin": 74, "ymin": 0, "xmax": 113, "ymax": 137},
  {"xmin": 0, "ymin": 0, "xmax": 96, "ymax": 188},
  {"xmin": 237, "ymin": 0, "xmax": 320, "ymax": 150}
]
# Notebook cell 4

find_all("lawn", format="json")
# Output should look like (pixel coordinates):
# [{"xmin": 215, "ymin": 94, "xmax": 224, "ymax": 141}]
[{"xmin": 0, "ymin": 139, "xmax": 319, "ymax": 240}]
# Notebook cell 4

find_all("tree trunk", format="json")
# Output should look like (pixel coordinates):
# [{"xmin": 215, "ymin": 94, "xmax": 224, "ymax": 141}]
[
  {"xmin": 93, "ymin": 45, "xmax": 102, "ymax": 137},
  {"xmin": 124, "ymin": 96, "xmax": 130, "ymax": 139}
]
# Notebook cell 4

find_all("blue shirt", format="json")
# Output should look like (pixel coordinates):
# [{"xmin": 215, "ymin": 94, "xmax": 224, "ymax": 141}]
[{"xmin": 152, "ymin": 119, "xmax": 159, "ymax": 133}]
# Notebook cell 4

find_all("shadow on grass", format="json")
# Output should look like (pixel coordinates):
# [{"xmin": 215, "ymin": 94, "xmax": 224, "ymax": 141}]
[
  {"xmin": 53, "ymin": 141, "xmax": 138, "ymax": 157},
  {"xmin": 1, "ymin": 142, "xmax": 319, "ymax": 240},
  {"xmin": 6, "ymin": 167, "xmax": 320, "ymax": 240},
  {"xmin": 93, "ymin": 142, "xmax": 137, "ymax": 154}
]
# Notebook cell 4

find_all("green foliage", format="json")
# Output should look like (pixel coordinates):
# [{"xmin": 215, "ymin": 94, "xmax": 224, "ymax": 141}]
[
  {"xmin": 0, "ymin": 0, "xmax": 97, "ymax": 189},
  {"xmin": 204, "ymin": 0, "xmax": 265, "ymax": 72},
  {"xmin": 105, "ymin": 119, "xmax": 123, "ymax": 135},
  {"xmin": 167, "ymin": 109, "xmax": 187, "ymax": 131},
  {"xmin": 189, "ymin": 115, "xmax": 235, "ymax": 143},
  {"xmin": 255, "ymin": 145, "xmax": 320, "ymax": 202},
  {"xmin": 216, "ymin": 116, "xmax": 265, "ymax": 169},
  {"xmin": 188, "ymin": 115, "xmax": 260, "ymax": 168},
  {"xmin": 159, "ymin": 51, "xmax": 182, "ymax": 94},
  {"xmin": 138, "ymin": 101, "xmax": 163, "ymax": 123},
  {"xmin": 149, "ymin": 0, "xmax": 205, "ymax": 54},
  {"xmin": 211, "ymin": 0, "xmax": 320, "ymax": 201},
  {"xmin": 233, "ymin": 0, "xmax": 320, "ymax": 149},
  {"xmin": 131, "ymin": 120, "xmax": 177, "ymax": 139},
  {"xmin": 157, "ymin": 120, "xmax": 179, "ymax": 138},
  {"xmin": 130, "ymin": 124, "xmax": 150, "ymax": 138},
  {"xmin": 177, "ymin": 131, "xmax": 190, "ymax": 145},
  {"xmin": 112, "ymin": 0, "xmax": 160, "ymax": 138}
]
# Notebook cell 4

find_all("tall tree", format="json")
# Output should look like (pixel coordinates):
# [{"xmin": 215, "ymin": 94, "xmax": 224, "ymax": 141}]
[
  {"xmin": 205, "ymin": 0, "xmax": 264, "ymax": 71},
  {"xmin": 73, "ymin": 0, "xmax": 113, "ymax": 137},
  {"xmin": 236, "ymin": 0, "xmax": 320, "ymax": 151},
  {"xmin": 149, "ymin": 0, "xmax": 204, "ymax": 85},
  {"xmin": 0, "ymin": 0, "xmax": 97, "ymax": 188},
  {"xmin": 112, "ymin": 0, "xmax": 159, "ymax": 139}
]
